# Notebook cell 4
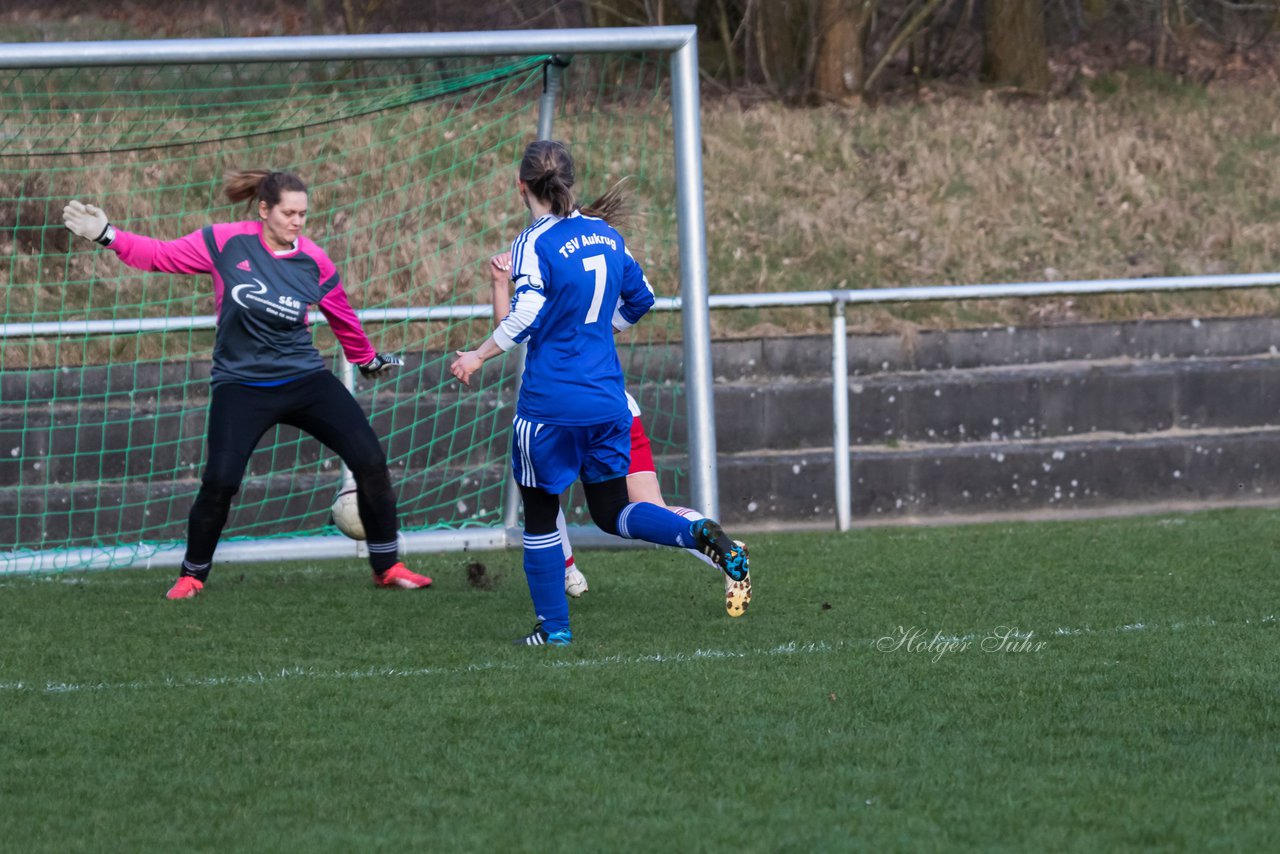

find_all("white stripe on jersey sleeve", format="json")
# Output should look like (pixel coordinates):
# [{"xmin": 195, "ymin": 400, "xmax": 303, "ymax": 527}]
[
  {"xmin": 493, "ymin": 287, "xmax": 546, "ymax": 351},
  {"xmin": 510, "ymin": 214, "xmax": 555, "ymax": 289},
  {"xmin": 494, "ymin": 215, "xmax": 558, "ymax": 351},
  {"xmin": 611, "ymin": 301, "xmax": 636, "ymax": 331},
  {"xmin": 611, "ymin": 246, "xmax": 654, "ymax": 331}
]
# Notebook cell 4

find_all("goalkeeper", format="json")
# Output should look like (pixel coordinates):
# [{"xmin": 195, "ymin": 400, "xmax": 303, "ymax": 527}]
[{"xmin": 63, "ymin": 169, "xmax": 432, "ymax": 599}]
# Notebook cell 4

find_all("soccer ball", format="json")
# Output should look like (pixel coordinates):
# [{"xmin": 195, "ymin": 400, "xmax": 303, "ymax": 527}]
[{"xmin": 330, "ymin": 489, "xmax": 365, "ymax": 540}]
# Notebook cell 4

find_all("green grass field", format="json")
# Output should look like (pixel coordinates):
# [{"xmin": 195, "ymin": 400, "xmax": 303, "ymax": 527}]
[{"xmin": 3, "ymin": 508, "xmax": 1277, "ymax": 851}]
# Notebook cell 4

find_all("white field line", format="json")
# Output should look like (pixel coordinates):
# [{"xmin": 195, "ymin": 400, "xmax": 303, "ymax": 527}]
[
  {"xmin": 1, "ymin": 614, "xmax": 1274, "ymax": 696},
  {"xmin": 0, "ymin": 568, "xmax": 340, "ymax": 588},
  {"xmin": 0, "ymin": 641, "xmax": 835, "ymax": 695}
]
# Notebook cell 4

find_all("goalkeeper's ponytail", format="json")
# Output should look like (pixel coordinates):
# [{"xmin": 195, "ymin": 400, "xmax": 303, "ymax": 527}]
[{"xmin": 224, "ymin": 169, "xmax": 308, "ymax": 213}]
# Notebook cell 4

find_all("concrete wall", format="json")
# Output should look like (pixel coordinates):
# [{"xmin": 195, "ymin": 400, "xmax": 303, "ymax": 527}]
[
  {"xmin": 5, "ymin": 316, "xmax": 1280, "ymax": 547},
  {"xmin": 696, "ymin": 316, "xmax": 1280, "ymax": 525}
]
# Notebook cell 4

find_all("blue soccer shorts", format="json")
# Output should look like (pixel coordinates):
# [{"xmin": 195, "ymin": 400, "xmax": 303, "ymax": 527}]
[{"xmin": 511, "ymin": 411, "xmax": 633, "ymax": 495}]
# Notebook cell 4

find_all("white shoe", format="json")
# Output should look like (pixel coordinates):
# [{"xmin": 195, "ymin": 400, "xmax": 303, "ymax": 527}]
[{"xmin": 565, "ymin": 564, "xmax": 589, "ymax": 598}]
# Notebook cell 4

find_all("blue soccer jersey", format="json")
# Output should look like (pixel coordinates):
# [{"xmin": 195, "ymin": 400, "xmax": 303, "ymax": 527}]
[{"xmin": 493, "ymin": 211, "xmax": 654, "ymax": 426}]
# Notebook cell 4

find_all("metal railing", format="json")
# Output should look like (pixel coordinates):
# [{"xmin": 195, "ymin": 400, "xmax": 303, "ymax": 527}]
[
  {"xmin": 7, "ymin": 271, "xmax": 1280, "ymax": 563},
  {"xmin": 695, "ymin": 272, "xmax": 1280, "ymax": 530}
]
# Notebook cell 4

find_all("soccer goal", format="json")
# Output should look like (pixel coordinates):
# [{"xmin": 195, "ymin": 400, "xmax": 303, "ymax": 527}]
[{"xmin": 0, "ymin": 28, "xmax": 717, "ymax": 574}]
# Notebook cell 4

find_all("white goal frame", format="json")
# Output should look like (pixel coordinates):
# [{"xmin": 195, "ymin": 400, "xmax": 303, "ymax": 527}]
[{"xmin": 0, "ymin": 27, "xmax": 717, "ymax": 572}]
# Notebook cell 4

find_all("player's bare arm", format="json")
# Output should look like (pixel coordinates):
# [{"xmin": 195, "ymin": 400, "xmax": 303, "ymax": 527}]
[
  {"xmin": 490, "ymin": 251, "xmax": 512, "ymax": 323},
  {"xmin": 450, "ymin": 337, "xmax": 504, "ymax": 386}
]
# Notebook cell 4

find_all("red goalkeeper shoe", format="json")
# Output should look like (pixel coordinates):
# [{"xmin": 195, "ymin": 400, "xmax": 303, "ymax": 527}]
[
  {"xmin": 374, "ymin": 562, "xmax": 433, "ymax": 589},
  {"xmin": 165, "ymin": 576, "xmax": 203, "ymax": 600}
]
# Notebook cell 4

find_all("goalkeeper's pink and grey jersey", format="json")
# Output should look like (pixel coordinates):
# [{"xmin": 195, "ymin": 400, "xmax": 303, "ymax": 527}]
[{"xmin": 108, "ymin": 221, "xmax": 376, "ymax": 385}]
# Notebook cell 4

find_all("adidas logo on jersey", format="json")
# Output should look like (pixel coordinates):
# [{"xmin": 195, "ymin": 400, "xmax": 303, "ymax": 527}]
[{"xmin": 236, "ymin": 260, "xmax": 252, "ymax": 272}]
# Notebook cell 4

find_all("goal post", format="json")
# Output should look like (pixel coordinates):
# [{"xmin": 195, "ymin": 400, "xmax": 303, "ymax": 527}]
[{"xmin": 0, "ymin": 27, "xmax": 717, "ymax": 574}]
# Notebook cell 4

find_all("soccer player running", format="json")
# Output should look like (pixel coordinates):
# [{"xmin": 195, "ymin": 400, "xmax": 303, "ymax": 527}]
[
  {"xmin": 451, "ymin": 140, "xmax": 751, "ymax": 646},
  {"xmin": 62, "ymin": 169, "xmax": 433, "ymax": 599},
  {"xmin": 488, "ymin": 251, "xmax": 750, "ymax": 617}
]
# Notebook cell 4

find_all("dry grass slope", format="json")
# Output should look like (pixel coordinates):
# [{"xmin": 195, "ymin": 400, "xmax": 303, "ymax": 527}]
[
  {"xmin": 701, "ymin": 77, "xmax": 1280, "ymax": 336},
  {"xmin": 4, "ymin": 57, "xmax": 1279, "ymax": 355}
]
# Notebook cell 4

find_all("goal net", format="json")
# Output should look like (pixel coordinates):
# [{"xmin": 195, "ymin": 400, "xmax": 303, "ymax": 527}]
[{"xmin": 0, "ymin": 33, "xmax": 706, "ymax": 573}]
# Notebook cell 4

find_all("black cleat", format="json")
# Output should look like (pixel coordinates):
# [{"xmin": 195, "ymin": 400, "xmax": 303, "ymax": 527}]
[{"xmin": 691, "ymin": 519, "xmax": 750, "ymax": 583}]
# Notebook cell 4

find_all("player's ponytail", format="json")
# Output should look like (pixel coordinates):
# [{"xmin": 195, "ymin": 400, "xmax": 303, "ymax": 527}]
[
  {"xmin": 223, "ymin": 169, "xmax": 308, "ymax": 214},
  {"xmin": 579, "ymin": 177, "xmax": 631, "ymax": 230},
  {"xmin": 519, "ymin": 141, "xmax": 631, "ymax": 227},
  {"xmin": 518, "ymin": 140, "xmax": 576, "ymax": 218}
]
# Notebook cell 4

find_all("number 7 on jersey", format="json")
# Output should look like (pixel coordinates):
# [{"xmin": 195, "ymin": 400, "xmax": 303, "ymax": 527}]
[{"xmin": 583, "ymin": 254, "xmax": 607, "ymax": 324}]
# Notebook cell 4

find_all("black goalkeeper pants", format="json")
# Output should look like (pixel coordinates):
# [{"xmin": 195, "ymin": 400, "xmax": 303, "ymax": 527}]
[{"xmin": 184, "ymin": 370, "xmax": 398, "ymax": 571}]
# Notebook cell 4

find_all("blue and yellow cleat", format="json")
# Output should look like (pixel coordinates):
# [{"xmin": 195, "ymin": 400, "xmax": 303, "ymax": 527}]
[
  {"xmin": 724, "ymin": 540, "xmax": 752, "ymax": 618},
  {"xmin": 692, "ymin": 520, "xmax": 752, "ymax": 617}
]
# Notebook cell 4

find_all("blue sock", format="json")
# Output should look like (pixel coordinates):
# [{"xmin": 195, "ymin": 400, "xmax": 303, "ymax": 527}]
[
  {"xmin": 523, "ymin": 531, "xmax": 569, "ymax": 634},
  {"xmin": 615, "ymin": 502, "xmax": 696, "ymax": 548}
]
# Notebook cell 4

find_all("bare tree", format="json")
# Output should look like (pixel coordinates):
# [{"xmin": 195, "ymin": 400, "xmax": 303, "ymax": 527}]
[
  {"xmin": 982, "ymin": 0, "xmax": 1049, "ymax": 92},
  {"xmin": 342, "ymin": 0, "xmax": 385, "ymax": 34},
  {"xmin": 813, "ymin": 0, "xmax": 877, "ymax": 100},
  {"xmin": 308, "ymin": 0, "xmax": 329, "ymax": 33}
]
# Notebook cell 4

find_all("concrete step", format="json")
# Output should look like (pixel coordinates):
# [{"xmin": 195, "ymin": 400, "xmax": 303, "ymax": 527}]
[
  {"xmin": 718, "ymin": 427, "xmax": 1280, "ymax": 524},
  {"xmin": 0, "ymin": 462, "xmax": 510, "ymax": 552},
  {"xmin": 7, "ymin": 316, "xmax": 1280, "ymax": 536},
  {"xmin": 9, "ymin": 355, "xmax": 1280, "ymax": 487},
  {"xmin": 10, "ymin": 425, "xmax": 1280, "ymax": 545},
  {"xmin": 709, "ymin": 355, "xmax": 1280, "ymax": 452},
  {"xmin": 7, "ymin": 423, "xmax": 1278, "ymax": 547},
  {"xmin": 0, "ymin": 394, "xmax": 514, "ymax": 486}
]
